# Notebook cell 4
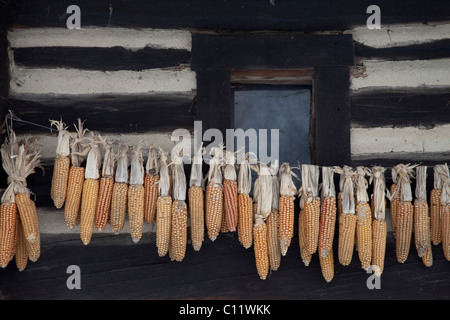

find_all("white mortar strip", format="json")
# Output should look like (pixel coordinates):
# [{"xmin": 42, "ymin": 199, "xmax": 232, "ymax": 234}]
[
  {"xmin": 351, "ymin": 59, "xmax": 450, "ymax": 90},
  {"xmin": 10, "ymin": 67, "xmax": 197, "ymax": 95},
  {"xmin": 18, "ymin": 132, "xmax": 177, "ymax": 160},
  {"xmin": 345, "ymin": 23, "xmax": 450, "ymax": 48},
  {"xmin": 8, "ymin": 27, "xmax": 192, "ymax": 51},
  {"xmin": 351, "ymin": 124, "xmax": 450, "ymax": 155}
]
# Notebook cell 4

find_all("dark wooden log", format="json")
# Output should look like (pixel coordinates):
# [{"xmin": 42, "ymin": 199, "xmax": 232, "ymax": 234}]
[
  {"xmin": 314, "ymin": 67, "xmax": 351, "ymax": 166},
  {"xmin": 13, "ymin": 46, "xmax": 191, "ymax": 71},
  {"xmin": 8, "ymin": 0, "xmax": 450, "ymax": 31},
  {"xmin": 192, "ymin": 34, "xmax": 354, "ymax": 70},
  {"xmin": 351, "ymin": 88, "xmax": 450, "ymax": 128},
  {"xmin": 7, "ymin": 93, "xmax": 196, "ymax": 134},
  {"xmin": 354, "ymin": 39, "xmax": 450, "ymax": 61},
  {"xmin": 0, "ymin": 231, "xmax": 449, "ymax": 300}
]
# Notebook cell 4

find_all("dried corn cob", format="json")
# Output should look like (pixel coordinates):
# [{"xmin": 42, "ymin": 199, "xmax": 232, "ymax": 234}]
[
  {"xmin": 95, "ymin": 139, "xmax": 115, "ymax": 231},
  {"xmin": 220, "ymin": 200, "xmax": 228, "ymax": 233},
  {"xmin": 156, "ymin": 150, "xmax": 172, "ymax": 257},
  {"xmin": 267, "ymin": 164, "xmax": 281, "ymax": 271},
  {"xmin": 319, "ymin": 248, "xmax": 334, "ymax": 282},
  {"xmin": 318, "ymin": 167, "xmax": 337, "ymax": 259},
  {"xmin": 301, "ymin": 164, "xmax": 321, "ymax": 255},
  {"xmin": 389, "ymin": 166, "xmax": 400, "ymax": 239},
  {"xmin": 279, "ymin": 163, "xmax": 298, "ymax": 256},
  {"xmin": 80, "ymin": 139, "xmax": 101, "ymax": 245},
  {"xmin": 223, "ymin": 150, "xmax": 238, "ymax": 232},
  {"xmin": 299, "ymin": 209, "xmax": 312, "ymax": 266},
  {"xmin": 252, "ymin": 163, "xmax": 273, "ymax": 280},
  {"xmin": 110, "ymin": 144, "xmax": 129, "ymax": 234},
  {"xmin": 355, "ymin": 166, "xmax": 372, "ymax": 271},
  {"xmin": 0, "ymin": 202, "xmax": 18, "ymax": 268},
  {"xmin": 393, "ymin": 163, "xmax": 417, "ymax": 263},
  {"xmin": 169, "ymin": 149, "xmax": 188, "ymax": 262},
  {"xmin": 188, "ymin": 145, "xmax": 205, "ymax": 251},
  {"xmin": 50, "ymin": 119, "xmax": 71, "ymax": 209},
  {"xmin": 369, "ymin": 166, "xmax": 387, "ymax": 277},
  {"xmin": 15, "ymin": 193, "xmax": 39, "ymax": 243},
  {"xmin": 334, "ymin": 166, "xmax": 356, "ymax": 266},
  {"xmin": 237, "ymin": 152, "xmax": 254, "ymax": 249},
  {"xmin": 65, "ymin": 119, "xmax": 89, "ymax": 229},
  {"xmin": 128, "ymin": 144, "xmax": 145, "ymax": 243},
  {"xmin": 144, "ymin": 146, "xmax": 160, "ymax": 224},
  {"xmin": 431, "ymin": 164, "xmax": 447, "ymax": 246},
  {"xmin": 205, "ymin": 146, "xmax": 224, "ymax": 241},
  {"xmin": 15, "ymin": 219, "xmax": 28, "ymax": 271},
  {"xmin": 414, "ymin": 166, "xmax": 432, "ymax": 266}
]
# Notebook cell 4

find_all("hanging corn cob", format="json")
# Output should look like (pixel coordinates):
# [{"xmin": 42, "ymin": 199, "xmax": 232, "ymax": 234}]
[
  {"xmin": 110, "ymin": 143, "xmax": 129, "ymax": 234},
  {"xmin": 318, "ymin": 166, "xmax": 336, "ymax": 282},
  {"xmin": 223, "ymin": 150, "xmax": 238, "ymax": 232},
  {"xmin": 65, "ymin": 119, "xmax": 89, "ymax": 229},
  {"xmin": 0, "ymin": 132, "xmax": 19, "ymax": 267},
  {"xmin": 156, "ymin": 149, "xmax": 172, "ymax": 257},
  {"xmin": 354, "ymin": 166, "xmax": 372, "ymax": 271},
  {"xmin": 369, "ymin": 166, "xmax": 387, "ymax": 277},
  {"xmin": 128, "ymin": 144, "xmax": 145, "ymax": 243},
  {"xmin": 251, "ymin": 162, "xmax": 272, "ymax": 280},
  {"xmin": 298, "ymin": 198, "xmax": 311, "ymax": 266},
  {"xmin": 389, "ymin": 166, "xmax": 401, "ymax": 239},
  {"xmin": 79, "ymin": 136, "xmax": 101, "ymax": 245},
  {"xmin": 168, "ymin": 148, "xmax": 188, "ymax": 262},
  {"xmin": 390, "ymin": 163, "xmax": 417, "ymax": 263},
  {"xmin": 144, "ymin": 146, "xmax": 160, "ymax": 224},
  {"xmin": 205, "ymin": 145, "xmax": 224, "ymax": 242},
  {"xmin": 49, "ymin": 119, "xmax": 71, "ymax": 209},
  {"xmin": 334, "ymin": 166, "xmax": 357, "ymax": 266},
  {"xmin": 431, "ymin": 164, "xmax": 447, "ymax": 246},
  {"xmin": 266, "ymin": 162, "xmax": 281, "ymax": 272},
  {"xmin": 300, "ymin": 164, "xmax": 321, "ymax": 255},
  {"xmin": 441, "ymin": 165, "xmax": 450, "ymax": 261},
  {"xmin": 414, "ymin": 166, "xmax": 433, "ymax": 267},
  {"xmin": 237, "ymin": 152, "xmax": 253, "ymax": 249},
  {"xmin": 95, "ymin": 138, "xmax": 115, "ymax": 231},
  {"xmin": 278, "ymin": 163, "xmax": 298, "ymax": 256},
  {"xmin": 188, "ymin": 145, "xmax": 205, "ymax": 251},
  {"xmin": 15, "ymin": 218, "xmax": 28, "ymax": 271}
]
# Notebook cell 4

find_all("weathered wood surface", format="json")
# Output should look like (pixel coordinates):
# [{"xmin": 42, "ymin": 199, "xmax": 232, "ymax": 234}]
[
  {"xmin": 8, "ymin": 0, "xmax": 450, "ymax": 31},
  {"xmin": 13, "ymin": 47, "xmax": 191, "ymax": 71},
  {"xmin": 192, "ymin": 34, "xmax": 354, "ymax": 70},
  {"xmin": 7, "ymin": 93, "xmax": 196, "ymax": 133},
  {"xmin": 351, "ymin": 89, "xmax": 450, "ymax": 128},
  {"xmin": 0, "ymin": 231, "xmax": 448, "ymax": 300}
]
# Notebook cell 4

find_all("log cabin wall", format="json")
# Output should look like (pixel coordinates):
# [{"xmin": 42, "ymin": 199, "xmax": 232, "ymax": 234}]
[{"xmin": 0, "ymin": 0, "xmax": 450, "ymax": 300}]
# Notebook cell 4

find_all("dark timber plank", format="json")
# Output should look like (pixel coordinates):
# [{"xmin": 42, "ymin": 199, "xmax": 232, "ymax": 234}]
[
  {"xmin": 8, "ymin": 0, "xmax": 450, "ymax": 31},
  {"xmin": 0, "ymin": 5, "xmax": 10, "ymax": 190},
  {"xmin": 191, "ymin": 34, "xmax": 354, "ymax": 70},
  {"xmin": 355, "ymin": 39, "xmax": 450, "ymax": 61},
  {"xmin": 314, "ymin": 67, "xmax": 351, "ymax": 166},
  {"xmin": 351, "ymin": 89, "xmax": 450, "ymax": 128},
  {"xmin": 13, "ymin": 47, "xmax": 191, "ymax": 71},
  {"xmin": 0, "ymin": 231, "xmax": 449, "ymax": 300},
  {"xmin": 7, "ymin": 93, "xmax": 196, "ymax": 133}
]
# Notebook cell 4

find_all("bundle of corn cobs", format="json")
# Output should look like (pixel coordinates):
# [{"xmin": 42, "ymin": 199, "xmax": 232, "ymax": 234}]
[
  {"xmin": 46, "ymin": 120, "xmax": 450, "ymax": 281},
  {"xmin": 0, "ymin": 128, "xmax": 42, "ymax": 271}
]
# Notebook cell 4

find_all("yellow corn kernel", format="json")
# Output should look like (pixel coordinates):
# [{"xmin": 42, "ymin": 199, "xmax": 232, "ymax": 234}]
[
  {"xmin": 253, "ymin": 222, "xmax": 269, "ymax": 280},
  {"xmin": 169, "ymin": 201, "xmax": 188, "ymax": 262},
  {"xmin": 319, "ymin": 196, "xmax": 337, "ymax": 258},
  {"xmin": 95, "ymin": 177, "xmax": 114, "ymax": 231},
  {"xmin": 110, "ymin": 182, "xmax": 128, "ymax": 234},
  {"xmin": 338, "ymin": 213, "xmax": 357, "ymax": 266},
  {"xmin": 205, "ymin": 185, "xmax": 223, "ymax": 242},
  {"xmin": 305, "ymin": 198, "xmax": 321, "ymax": 255},
  {"xmin": 396, "ymin": 201, "xmax": 414, "ymax": 263},
  {"xmin": 441, "ymin": 204, "xmax": 450, "ymax": 261},
  {"xmin": 15, "ymin": 193, "xmax": 39, "ymax": 244},
  {"xmin": 266, "ymin": 209, "xmax": 281, "ymax": 271},
  {"xmin": 224, "ymin": 180, "xmax": 238, "ymax": 232},
  {"xmin": 51, "ymin": 155, "xmax": 71, "ymax": 209},
  {"xmin": 279, "ymin": 195, "xmax": 294, "ymax": 256},
  {"xmin": 299, "ymin": 209, "xmax": 312, "ymax": 266},
  {"xmin": 189, "ymin": 186, "xmax": 204, "ymax": 251},
  {"xmin": 80, "ymin": 178, "xmax": 99, "ymax": 245},
  {"xmin": 64, "ymin": 166, "xmax": 85, "ymax": 229},
  {"xmin": 144, "ymin": 174, "xmax": 159, "ymax": 224},
  {"xmin": 238, "ymin": 193, "xmax": 253, "ymax": 249},
  {"xmin": 319, "ymin": 248, "xmax": 334, "ymax": 283},
  {"xmin": 372, "ymin": 219, "xmax": 387, "ymax": 276},
  {"xmin": 156, "ymin": 196, "xmax": 172, "ymax": 257},
  {"xmin": 356, "ymin": 202, "xmax": 372, "ymax": 270},
  {"xmin": 15, "ymin": 220, "xmax": 28, "ymax": 271},
  {"xmin": 128, "ymin": 185, "xmax": 145, "ymax": 243},
  {"xmin": 414, "ymin": 199, "xmax": 431, "ymax": 258},
  {"xmin": 430, "ymin": 189, "xmax": 442, "ymax": 245}
]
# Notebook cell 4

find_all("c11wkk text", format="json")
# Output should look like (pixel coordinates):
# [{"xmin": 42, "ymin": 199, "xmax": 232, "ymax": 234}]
[{"xmin": 179, "ymin": 304, "xmax": 271, "ymax": 317}]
